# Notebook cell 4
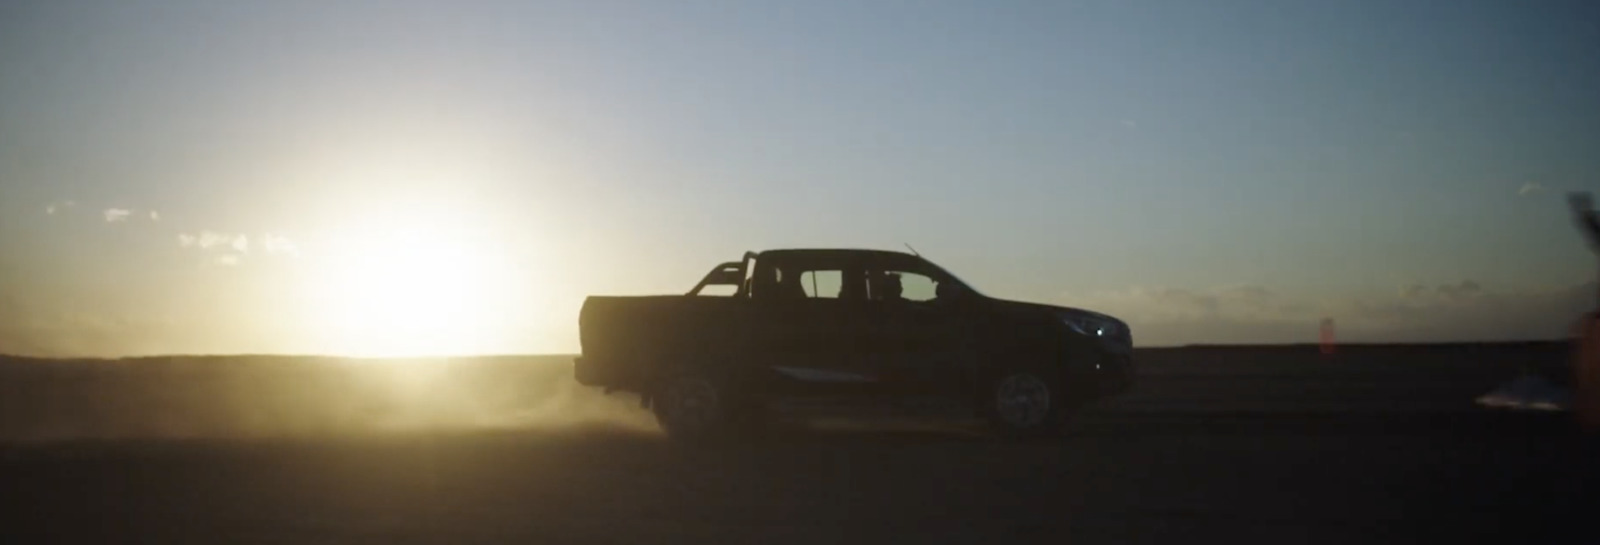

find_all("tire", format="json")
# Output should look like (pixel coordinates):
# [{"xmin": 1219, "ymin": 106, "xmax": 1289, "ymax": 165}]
[
  {"xmin": 652, "ymin": 375, "xmax": 728, "ymax": 442},
  {"xmin": 983, "ymin": 367, "xmax": 1074, "ymax": 439},
  {"xmin": 651, "ymin": 374, "xmax": 766, "ymax": 443}
]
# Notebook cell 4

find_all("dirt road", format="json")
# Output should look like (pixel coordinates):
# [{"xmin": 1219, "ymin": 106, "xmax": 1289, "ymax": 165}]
[{"xmin": 3, "ymin": 345, "xmax": 1595, "ymax": 544}]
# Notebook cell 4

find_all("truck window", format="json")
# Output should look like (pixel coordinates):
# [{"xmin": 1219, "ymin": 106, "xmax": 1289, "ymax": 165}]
[
  {"xmin": 895, "ymin": 272, "xmax": 939, "ymax": 302},
  {"xmin": 799, "ymin": 270, "xmax": 843, "ymax": 299},
  {"xmin": 870, "ymin": 269, "xmax": 940, "ymax": 302}
]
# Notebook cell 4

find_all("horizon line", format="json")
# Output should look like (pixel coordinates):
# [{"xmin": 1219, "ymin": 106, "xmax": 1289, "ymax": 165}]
[{"xmin": 0, "ymin": 338, "xmax": 1574, "ymax": 362}]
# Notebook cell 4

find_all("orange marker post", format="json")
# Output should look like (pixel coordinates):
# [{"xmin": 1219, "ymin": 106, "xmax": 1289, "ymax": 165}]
[{"xmin": 1319, "ymin": 318, "xmax": 1336, "ymax": 357}]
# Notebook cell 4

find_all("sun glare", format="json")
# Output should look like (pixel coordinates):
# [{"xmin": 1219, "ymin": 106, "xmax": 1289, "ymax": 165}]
[{"xmin": 305, "ymin": 206, "xmax": 519, "ymax": 357}]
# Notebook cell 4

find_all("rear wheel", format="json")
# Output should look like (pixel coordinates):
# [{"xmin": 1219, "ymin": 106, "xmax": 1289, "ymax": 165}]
[
  {"xmin": 651, "ymin": 374, "xmax": 768, "ymax": 442},
  {"xmin": 653, "ymin": 376, "xmax": 726, "ymax": 441}
]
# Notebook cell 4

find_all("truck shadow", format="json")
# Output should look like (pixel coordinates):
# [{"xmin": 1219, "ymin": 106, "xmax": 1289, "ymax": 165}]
[
  {"xmin": 691, "ymin": 419, "xmax": 1026, "ymax": 446},
  {"xmin": 711, "ymin": 410, "xmax": 1585, "ymax": 446}
]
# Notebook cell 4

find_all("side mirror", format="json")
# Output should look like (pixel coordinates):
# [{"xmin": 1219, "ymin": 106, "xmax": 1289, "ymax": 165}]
[{"xmin": 935, "ymin": 281, "xmax": 965, "ymax": 301}]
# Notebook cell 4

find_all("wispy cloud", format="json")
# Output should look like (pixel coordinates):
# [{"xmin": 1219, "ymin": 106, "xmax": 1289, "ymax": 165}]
[
  {"xmin": 44, "ymin": 200, "xmax": 76, "ymax": 216},
  {"xmin": 262, "ymin": 233, "xmax": 299, "ymax": 256},
  {"xmin": 103, "ymin": 208, "xmax": 132, "ymax": 222},
  {"xmin": 1519, "ymin": 182, "xmax": 1546, "ymax": 196},
  {"xmin": 149, "ymin": 211, "xmax": 160, "ymax": 221},
  {"xmin": 179, "ymin": 231, "xmax": 244, "ymax": 250},
  {"xmin": 215, "ymin": 255, "xmax": 242, "ymax": 267},
  {"xmin": 177, "ymin": 230, "xmax": 296, "ymax": 264},
  {"xmin": 1432, "ymin": 280, "xmax": 1483, "ymax": 302},
  {"xmin": 203, "ymin": 232, "xmax": 233, "ymax": 249}
]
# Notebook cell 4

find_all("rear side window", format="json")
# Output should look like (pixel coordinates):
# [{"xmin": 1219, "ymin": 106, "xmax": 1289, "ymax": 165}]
[{"xmin": 799, "ymin": 270, "xmax": 843, "ymax": 299}]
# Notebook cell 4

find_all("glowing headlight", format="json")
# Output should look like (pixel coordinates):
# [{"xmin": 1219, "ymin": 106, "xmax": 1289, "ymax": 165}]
[{"xmin": 1063, "ymin": 316, "xmax": 1116, "ymax": 337}]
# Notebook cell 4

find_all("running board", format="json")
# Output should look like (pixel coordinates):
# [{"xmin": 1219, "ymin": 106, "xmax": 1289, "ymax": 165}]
[{"xmin": 763, "ymin": 396, "xmax": 976, "ymax": 420}]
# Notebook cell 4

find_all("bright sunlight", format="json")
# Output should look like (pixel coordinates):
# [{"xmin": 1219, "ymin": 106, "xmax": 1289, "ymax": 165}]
[{"xmin": 302, "ymin": 202, "xmax": 521, "ymax": 358}]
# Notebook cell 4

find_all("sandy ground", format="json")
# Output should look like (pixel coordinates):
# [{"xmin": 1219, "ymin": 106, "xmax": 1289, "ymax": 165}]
[{"xmin": 3, "ymin": 345, "xmax": 1597, "ymax": 544}]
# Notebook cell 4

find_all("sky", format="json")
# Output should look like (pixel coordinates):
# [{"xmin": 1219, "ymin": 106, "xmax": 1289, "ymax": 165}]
[{"xmin": 1, "ymin": 0, "xmax": 1598, "ymax": 357}]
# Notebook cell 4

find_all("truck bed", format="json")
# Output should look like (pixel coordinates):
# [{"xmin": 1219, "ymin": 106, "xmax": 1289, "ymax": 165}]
[{"xmin": 576, "ymin": 295, "xmax": 752, "ymax": 389}]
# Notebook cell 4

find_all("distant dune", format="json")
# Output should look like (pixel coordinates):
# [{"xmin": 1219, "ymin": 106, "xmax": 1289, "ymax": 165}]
[{"xmin": 0, "ymin": 341, "xmax": 1573, "ymax": 444}]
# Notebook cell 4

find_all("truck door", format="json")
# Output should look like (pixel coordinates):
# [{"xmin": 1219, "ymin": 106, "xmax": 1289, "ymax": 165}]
[
  {"xmin": 862, "ymin": 268, "xmax": 980, "ymax": 397},
  {"xmin": 751, "ymin": 264, "xmax": 874, "ymax": 395}
]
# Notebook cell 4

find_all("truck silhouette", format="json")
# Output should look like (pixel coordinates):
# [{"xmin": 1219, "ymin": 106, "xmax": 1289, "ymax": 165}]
[{"xmin": 574, "ymin": 248, "xmax": 1134, "ymax": 441}]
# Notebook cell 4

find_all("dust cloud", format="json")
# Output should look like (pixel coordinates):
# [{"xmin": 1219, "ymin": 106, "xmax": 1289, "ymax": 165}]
[{"xmin": 0, "ymin": 355, "xmax": 660, "ymax": 443}]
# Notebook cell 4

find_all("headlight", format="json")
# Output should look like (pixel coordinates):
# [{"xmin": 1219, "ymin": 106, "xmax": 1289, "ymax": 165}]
[{"xmin": 1062, "ymin": 316, "xmax": 1116, "ymax": 337}]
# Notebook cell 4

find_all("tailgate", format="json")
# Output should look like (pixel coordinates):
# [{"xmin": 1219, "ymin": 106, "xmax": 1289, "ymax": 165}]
[{"xmin": 576, "ymin": 295, "xmax": 747, "ymax": 387}]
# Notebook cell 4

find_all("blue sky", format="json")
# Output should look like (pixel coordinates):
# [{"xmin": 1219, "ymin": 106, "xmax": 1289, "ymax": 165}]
[{"xmin": 1, "ymin": 0, "xmax": 1598, "ymax": 356}]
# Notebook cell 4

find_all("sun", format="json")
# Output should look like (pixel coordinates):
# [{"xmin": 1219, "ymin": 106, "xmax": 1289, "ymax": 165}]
[{"xmin": 304, "ymin": 208, "xmax": 518, "ymax": 357}]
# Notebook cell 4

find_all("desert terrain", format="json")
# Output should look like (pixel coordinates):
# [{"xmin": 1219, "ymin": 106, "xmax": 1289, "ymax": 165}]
[{"xmin": 2, "ymin": 342, "xmax": 1595, "ymax": 544}]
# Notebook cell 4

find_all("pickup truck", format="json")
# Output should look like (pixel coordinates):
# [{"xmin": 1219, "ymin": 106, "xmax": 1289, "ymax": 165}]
[{"xmin": 575, "ymin": 248, "xmax": 1133, "ymax": 441}]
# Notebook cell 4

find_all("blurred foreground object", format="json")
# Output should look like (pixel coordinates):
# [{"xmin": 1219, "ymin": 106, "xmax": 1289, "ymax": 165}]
[
  {"xmin": 1574, "ymin": 314, "xmax": 1600, "ymax": 430},
  {"xmin": 1475, "ymin": 374, "xmax": 1571, "ymax": 412},
  {"xmin": 1567, "ymin": 191, "xmax": 1600, "ymax": 431},
  {"xmin": 1475, "ymin": 192, "xmax": 1600, "ymax": 428}
]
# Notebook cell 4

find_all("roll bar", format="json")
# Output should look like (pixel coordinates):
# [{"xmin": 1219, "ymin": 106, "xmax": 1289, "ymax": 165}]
[{"xmin": 685, "ymin": 251, "xmax": 761, "ymax": 296}]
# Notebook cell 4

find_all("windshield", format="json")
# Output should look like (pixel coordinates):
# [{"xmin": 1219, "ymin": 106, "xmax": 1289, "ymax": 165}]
[{"xmin": 919, "ymin": 257, "xmax": 985, "ymax": 299}]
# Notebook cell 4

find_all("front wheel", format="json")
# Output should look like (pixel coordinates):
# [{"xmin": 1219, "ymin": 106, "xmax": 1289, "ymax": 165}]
[{"xmin": 983, "ymin": 368, "xmax": 1074, "ymax": 439}]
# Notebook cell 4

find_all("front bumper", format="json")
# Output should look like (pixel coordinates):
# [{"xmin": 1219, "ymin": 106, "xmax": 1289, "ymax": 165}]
[
  {"xmin": 1093, "ymin": 353, "xmax": 1135, "ymax": 395},
  {"xmin": 1080, "ymin": 339, "xmax": 1135, "ymax": 395}
]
